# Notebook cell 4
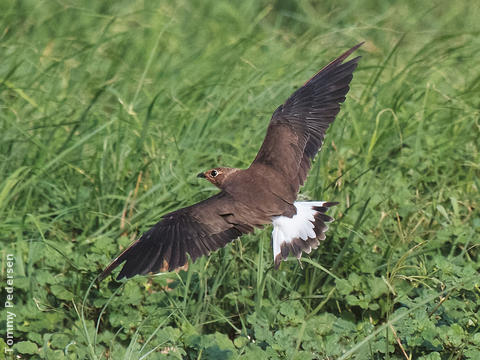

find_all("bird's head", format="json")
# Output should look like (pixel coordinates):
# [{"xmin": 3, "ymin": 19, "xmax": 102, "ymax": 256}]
[{"xmin": 197, "ymin": 167, "xmax": 238, "ymax": 189}]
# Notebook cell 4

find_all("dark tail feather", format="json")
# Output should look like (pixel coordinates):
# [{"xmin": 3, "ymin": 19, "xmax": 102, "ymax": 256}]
[{"xmin": 273, "ymin": 201, "xmax": 338, "ymax": 269}]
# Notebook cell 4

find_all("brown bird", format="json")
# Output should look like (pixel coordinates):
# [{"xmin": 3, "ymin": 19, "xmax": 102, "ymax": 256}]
[{"xmin": 99, "ymin": 43, "xmax": 362, "ymax": 281}]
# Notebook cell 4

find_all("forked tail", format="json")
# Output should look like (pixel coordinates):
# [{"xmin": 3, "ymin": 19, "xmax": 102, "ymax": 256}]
[{"xmin": 272, "ymin": 201, "xmax": 338, "ymax": 268}]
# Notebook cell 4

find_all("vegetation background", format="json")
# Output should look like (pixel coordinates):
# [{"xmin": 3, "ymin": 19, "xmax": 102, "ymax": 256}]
[{"xmin": 1, "ymin": 0, "xmax": 479, "ymax": 358}]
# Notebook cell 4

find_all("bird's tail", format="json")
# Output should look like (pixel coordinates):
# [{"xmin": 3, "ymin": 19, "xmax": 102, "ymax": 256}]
[{"xmin": 272, "ymin": 201, "xmax": 338, "ymax": 268}]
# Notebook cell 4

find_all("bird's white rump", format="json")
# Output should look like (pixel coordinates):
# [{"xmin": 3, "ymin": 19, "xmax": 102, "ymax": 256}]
[{"xmin": 272, "ymin": 201, "xmax": 334, "ymax": 266}]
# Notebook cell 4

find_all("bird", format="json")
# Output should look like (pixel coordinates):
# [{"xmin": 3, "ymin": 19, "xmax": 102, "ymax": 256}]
[{"xmin": 99, "ymin": 43, "xmax": 362, "ymax": 281}]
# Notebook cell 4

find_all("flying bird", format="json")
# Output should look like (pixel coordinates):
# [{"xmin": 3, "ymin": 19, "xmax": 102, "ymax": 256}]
[{"xmin": 99, "ymin": 43, "xmax": 362, "ymax": 281}]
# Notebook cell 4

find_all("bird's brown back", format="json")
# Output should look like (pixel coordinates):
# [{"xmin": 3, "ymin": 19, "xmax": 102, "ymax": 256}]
[{"xmin": 223, "ymin": 166, "xmax": 297, "ymax": 220}]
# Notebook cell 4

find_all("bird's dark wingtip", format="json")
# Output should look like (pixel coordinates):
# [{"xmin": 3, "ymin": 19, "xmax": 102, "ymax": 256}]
[
  {"xmin": 351, "ymin": 41, "xmax": 365, "ymax": 51},
  {"xmin": 98, "ymin": 238, "xmax": 141, "ymax": 282},
  {"xmin": 331, "ymin": 41, "xmax": 364, "ymax": 62},
  {"xmin": 340, "ymin": 42, "xmax": 364, "ymax": 64},
  {"xmin": 98, "ymin": 257, "xmax": 125, "ymax": 282},
  {"xmin": 341, "ymin": 42, "xmax": 365, "ymax": 59},
  {"xmin": 303, "ymin": 42, "xmax": 364, "ymax": 86}
]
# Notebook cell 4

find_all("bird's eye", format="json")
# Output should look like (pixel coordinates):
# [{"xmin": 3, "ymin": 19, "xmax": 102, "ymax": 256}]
[{"xmin": 210, "ymin": 170, "xmax": 218, "ymax": 177}]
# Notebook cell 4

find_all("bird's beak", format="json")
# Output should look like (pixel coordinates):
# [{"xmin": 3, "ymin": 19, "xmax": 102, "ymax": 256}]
[{"xmin": 197, "ymin": 172, "xmax": 206, "ymax": 178}]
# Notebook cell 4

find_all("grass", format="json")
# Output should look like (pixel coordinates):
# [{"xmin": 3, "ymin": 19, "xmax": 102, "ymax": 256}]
[{"xmin": 1, "ymin": 0, "xmax": 479, "ymax": 358}]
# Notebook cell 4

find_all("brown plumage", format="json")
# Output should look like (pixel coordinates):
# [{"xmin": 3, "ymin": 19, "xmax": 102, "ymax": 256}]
[{"xmin": 99, "ymin": 43, "xmax": 362, "ymax": 281}]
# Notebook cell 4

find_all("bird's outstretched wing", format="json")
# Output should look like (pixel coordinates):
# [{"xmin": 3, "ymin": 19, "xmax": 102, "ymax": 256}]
[
  {"xmin": 99, "ymin": 191, "xmax": 253, "ymax": 281},
  {"xmin": 250, "ymin": 43, "xmax": 362, "ymax": 201}
]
